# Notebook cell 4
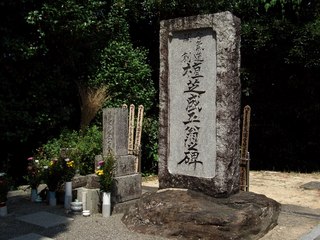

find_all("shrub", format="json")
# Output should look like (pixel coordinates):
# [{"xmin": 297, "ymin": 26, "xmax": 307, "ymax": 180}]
[
  {"xmin": 141, "ymin": 117, "xmax": 159, "ymax": 174},
  {"xmin": 34, "ymin": 125, "xmax": 102, "ymax": 176}
]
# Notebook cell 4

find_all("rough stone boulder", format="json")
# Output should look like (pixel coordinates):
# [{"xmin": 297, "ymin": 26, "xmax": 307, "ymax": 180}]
[{"xmin": 122, "ymin": 189, "xmax": 280, "ymax": 240}]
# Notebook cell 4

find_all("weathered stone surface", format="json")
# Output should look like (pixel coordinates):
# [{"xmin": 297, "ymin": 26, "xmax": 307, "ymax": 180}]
[
  {"xmin": 159, "ymin": 11, "xmax": 241, "ymax": 198},
  {"xmin": 301, "ymin": 181, "xmax": 320, "ymax": 190},
  {"xmin": 85, "ymin": 174, "xmax": 100, "ymax": 189},
  {"xmin": 72, "ymin": 175, "xmax": 87, "ymax": 189},
  {"xmin": 71, "ymin": 174, "xmax": 100, "ymax": 189},
  {"xmin": 103, "ymin": 108, "xmax": 128, "ymax": 156},
  {"xmin": 115, "ymin": 155, "xmax": 137, "ymax": 177},
  {"xmin": 112, "ymin": 174, "xmax": 142, "ymax": 203},
  {"xmin": 122, "ymin": 189, "xmax": 280, "ymax": 240},
  {"xmin": 112, "ymin": 199, "xmax": 140, "ymax": 214}
]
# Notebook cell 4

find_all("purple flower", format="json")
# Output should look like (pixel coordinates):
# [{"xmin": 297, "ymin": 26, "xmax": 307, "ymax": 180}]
[
  {"xmin": 98, "ymin": 160, "xmax": 104, "ymax": 166},
  {"xmin": 27, "ymin": 157, "xmax": 34, "ymax": 161}
]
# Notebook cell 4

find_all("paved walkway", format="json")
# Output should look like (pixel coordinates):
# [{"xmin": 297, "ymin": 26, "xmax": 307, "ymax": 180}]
[
  {"xmin": 1, "ymin": 186, "xmax": 319, "ymax": 240},
  {"xmin": 0, "ymin": 188, "xmax": 166, "ymax": 240}
]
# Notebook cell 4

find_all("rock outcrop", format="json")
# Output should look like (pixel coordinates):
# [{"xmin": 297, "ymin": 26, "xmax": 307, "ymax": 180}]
[{"xmin": 122, "ymin": 189, "xmax": 280, "ymax": 240}]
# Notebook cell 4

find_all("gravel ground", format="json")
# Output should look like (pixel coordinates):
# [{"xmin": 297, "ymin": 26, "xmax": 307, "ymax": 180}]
[
  {"xmin": 0, "ymin": 188, "xmax": 167, "ymax": 240},
  {"xmin": 1, "ymin": 172, "xmax": 320, "ymax": 240}
]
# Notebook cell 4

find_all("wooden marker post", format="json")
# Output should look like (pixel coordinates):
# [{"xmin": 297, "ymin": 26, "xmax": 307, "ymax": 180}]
[
  {"xmin": 134, "ymin": 105, "xmax": 144, "ymax": 172},
  {"xmin": 128, "ymin": 104, "xmax": 135, "ymax": 155},
  {"xmin": 240, "ymin": 105, "xmax": 251, "ymax": 191}
]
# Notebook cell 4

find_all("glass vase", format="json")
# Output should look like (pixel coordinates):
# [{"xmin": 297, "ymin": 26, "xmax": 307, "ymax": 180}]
[
  {"xmin": 64, "ymin": 181, "xmax": 72, "ymax": 209},
  {"xmin": 102, "ymin": 192, "xmax": 111, "ymax": 217},
  {"xmin": 49, "ymin": 191, "xmax": 56, "ymax": 206},
  {"xmin": 0, "ymin": 205, "xmax": 7, "ymax": 217},
  {"xmin": 31, "ymin": 188, "xmax": 37, "ymax": 202}
]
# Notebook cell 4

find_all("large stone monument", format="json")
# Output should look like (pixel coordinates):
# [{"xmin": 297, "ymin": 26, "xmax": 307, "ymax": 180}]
[
  {"xmin": 122, "ymin": 12, "xmax": 280, "ymax": 240},
  {"xmin": 158, "ymin": 11, "xmax": 241, "ymax": 198}
]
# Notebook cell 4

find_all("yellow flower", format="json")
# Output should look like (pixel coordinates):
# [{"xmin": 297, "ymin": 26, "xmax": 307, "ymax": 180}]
[
  {"xmin": 95, "ymin": 169, "xmax": 104, "ymax": 176},
  {"xmin": 67, "ymin": 161, "xmax": 74, "ymax": 168}
]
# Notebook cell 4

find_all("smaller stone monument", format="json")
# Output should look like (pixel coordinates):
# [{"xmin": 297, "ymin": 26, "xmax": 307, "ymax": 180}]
[
  {"xmin": 75, "ymin": 107, "xmax": 142, "ymax": 213},
  {"xmin": 103, "ymin": 108, "xmax": 142, "ymax": 209}
]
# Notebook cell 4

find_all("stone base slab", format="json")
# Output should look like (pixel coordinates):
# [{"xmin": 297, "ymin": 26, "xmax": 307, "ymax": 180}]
[{"xmin": 122, "ymin": 189, "xmax": 281, "ymax": 240}]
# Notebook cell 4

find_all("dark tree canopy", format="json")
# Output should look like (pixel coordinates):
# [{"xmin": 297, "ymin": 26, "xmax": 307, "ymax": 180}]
[{"xmin": 1, "ymin": 0, "xmax": 320, "ymax": 185}]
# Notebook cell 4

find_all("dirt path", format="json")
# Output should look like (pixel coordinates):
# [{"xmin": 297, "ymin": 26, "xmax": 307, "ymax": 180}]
[
  {"xmin": 142, "ymin": 171, "xmax": 320, "ymax": 240},
  {"xmin": 250, "ymin": 171, "xmax": 320, "ymax": 209},
  {"xmin": 250, "ymin": 171, "xmax": 320, "ymax": 240}
]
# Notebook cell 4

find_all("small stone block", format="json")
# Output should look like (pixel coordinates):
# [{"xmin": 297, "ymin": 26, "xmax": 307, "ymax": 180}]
[
  {"xmin": 77, "ymin": 187, "xmax": 101, "ymax": 214},
  {"xmin": 85, "ymin": 174, "xmax": 100, "ymax": 189},
  {"xmin": 72, "ymin": 175, "xmax": 87, "ymax": 189},
  {"xmin": 300, "ymin": 181, "xmax": 320, "ymax": 190},
  {"xmin": 112, "ymin": 174, "xmax": 142, "ymax": 203}
]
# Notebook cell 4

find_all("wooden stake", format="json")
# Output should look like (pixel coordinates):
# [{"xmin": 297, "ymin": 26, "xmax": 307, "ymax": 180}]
[
  {"xmin": 240, "ymin": 105, "xmax": 251, "ymax": 191},
  {"xmin": 134, "ymin": 105, "xmax": 144, "ymax": 172},
  {"xmin": 122, "ymin": 104, "xmax": 128, "ymax": 109},
  {"xmin": 128, "ymin": 104, "xmax": 135, "ymax": 155}
]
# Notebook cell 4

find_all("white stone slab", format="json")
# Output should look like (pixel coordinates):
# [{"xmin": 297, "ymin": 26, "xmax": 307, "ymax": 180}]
[
  {"xmin": 17, "ymin": 211, "xmax": 73, "ymax": 228},
  {"xmin": 159, "ymin": 12, "xmax": 241, "ymax": 197},
  {"xmin": 168, "ymin": 28, "xmax": 216, "ymax": 178},
  {"xmin": 10, "ymin": 233, "xmax": 54, "ymax": 240}
]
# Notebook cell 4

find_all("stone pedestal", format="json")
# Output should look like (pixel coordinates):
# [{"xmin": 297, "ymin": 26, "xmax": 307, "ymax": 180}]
[
  {"xmin": 112, "ymin": 155, "xmax": 142, "ymax": 204},
  {"xmin": 122, "ymin": 189, "xmax": 281, "ymax": 240}
]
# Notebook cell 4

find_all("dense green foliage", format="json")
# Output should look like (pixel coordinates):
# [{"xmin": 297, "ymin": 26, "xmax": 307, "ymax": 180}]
[
  {"xmin": 0, "ymin": 0, "xmax": 320, "ymax": 185},
  {"xmin": 137, "ymin": 0, "xmax": 320, "ymax": 172},
  {"xmin": 34, "ymin": 125, "xmax": 102, "ymax": 175},
  {"xmin": 25, "ymin": 0, "xmax": 155, "ymax": 129}
]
